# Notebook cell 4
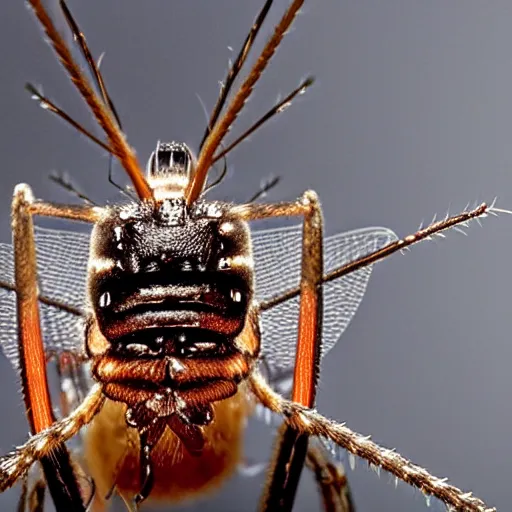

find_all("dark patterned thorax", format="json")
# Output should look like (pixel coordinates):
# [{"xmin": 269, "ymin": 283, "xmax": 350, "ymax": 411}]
[
  {"xmin": 82, "ymin": 142, "xmax": 260, "ymax": 448},
  {"xmin": 88, "ymin": 198, "xmax": 254, "ymax": 345}
]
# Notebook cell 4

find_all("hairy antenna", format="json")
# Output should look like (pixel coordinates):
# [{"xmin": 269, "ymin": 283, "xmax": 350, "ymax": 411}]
[
  {"xmin": 260, "ymin": 202, "xmax": 493, "ymax": 311},
  {"xmin": 26, "ymin": 0, "xmax": 152, "ymax": 200},
  {"xmin": 212, "ymin": 77, "xmax": 314, "ymax": 165},
  {"xmin": 26, "ymin": 84, "xmax": 116, "ymax": 156},
  {"xmin": 186, "ymin": 0, "xmax": 305, "ymax": 205},
  {"xmin": 199, "ymin": 0, "xmax": 274, "ymax": 151},
  {"xmin": 59, "ymin": 0, "xmax": 123, "ymax": 129}
]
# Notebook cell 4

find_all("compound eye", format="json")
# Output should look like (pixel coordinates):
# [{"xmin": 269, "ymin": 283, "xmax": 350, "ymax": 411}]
[
  {"xmin": 147, "ymin": 141, "xmax": 192, "ymax": 178},
  {"xmin": 169, "ymin": 147, "xmax": 189, "ymax": 171}
]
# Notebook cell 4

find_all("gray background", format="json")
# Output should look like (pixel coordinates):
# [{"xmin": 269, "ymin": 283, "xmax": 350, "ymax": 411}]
[{"xmin": 0, "ymin": 1, "xmax": 511, "ymax": 510}]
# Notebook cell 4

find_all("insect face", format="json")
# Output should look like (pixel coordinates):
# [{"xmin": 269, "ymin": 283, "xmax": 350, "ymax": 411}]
[{"xmin": 145, "ymin": 141, "xmax": 195, "ymax": 200}]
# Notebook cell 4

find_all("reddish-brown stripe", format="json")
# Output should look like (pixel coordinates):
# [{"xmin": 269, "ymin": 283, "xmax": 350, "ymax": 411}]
[
  {"xmin": 94, "ymin": 352, "xmax": 249, "ymax": 387},
  {"xmin": 177, "ymin": 380, "xmax": 238, "ymax": 405},
  {"xmin": 20, "ymin": 297, "xmax": 54, "ymax": 432},
  {"xmin": 292, "ymin": 286, "xmax": 318, "ymax": 408}
]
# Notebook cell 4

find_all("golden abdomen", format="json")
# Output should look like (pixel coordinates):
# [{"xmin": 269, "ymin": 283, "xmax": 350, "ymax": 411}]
[{"xmin": 84, "ymin": 388, "xmax": 249, "ymax": 507}]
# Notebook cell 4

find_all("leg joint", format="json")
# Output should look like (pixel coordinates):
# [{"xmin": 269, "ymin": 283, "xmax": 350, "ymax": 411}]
[
  {"xmin": 300, "ymin": 189, "xmax": 321, "ymax": 215},
  {"xmin": 11, "ymin": 183, "xmax": 35, "ymax": 222}
]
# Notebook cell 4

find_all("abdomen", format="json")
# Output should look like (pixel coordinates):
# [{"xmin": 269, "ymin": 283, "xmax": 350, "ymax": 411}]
[{"xmin": 84, "ymin": 388, "xmax": 250, "ymax": 507}]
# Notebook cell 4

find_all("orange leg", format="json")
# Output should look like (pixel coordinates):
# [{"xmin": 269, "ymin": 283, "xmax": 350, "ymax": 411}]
[
  {"xmin": 231, "ymin": 190, "xmax": 324, "ymax": 510},
  {"xmin": 12, "ymin": 184, "xmax": 101, "ymax": 511}
]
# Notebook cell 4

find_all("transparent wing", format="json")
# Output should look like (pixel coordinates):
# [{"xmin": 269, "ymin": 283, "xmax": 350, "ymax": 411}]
[
  {"xmin": 249, "ymin": 224, "xmax": 398, "ymax": 456},
  {"xmin": 0, "ymin": 223, "xmax": 397, "ymax": 375},
  {"xmin": 0, "ymin": 226, "xmax": 91, "ymax": 370},
  {"xmin": 253, "ymin": 225, "xmax": 398, "ymax": 373}
]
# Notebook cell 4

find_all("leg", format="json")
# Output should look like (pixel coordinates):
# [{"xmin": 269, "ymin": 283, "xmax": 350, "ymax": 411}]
[
  {"xmin": 27, "ymin": 480, "xmax": 45, "ymax": 512},
  {"xmin": 231, "ymin": 191, "xmax": 324, "ymax": 510},
  {"xmin": 0, "ymin": 384, "xmax": 104, "ymax": 491},
  {"xmin": 306, "ymin": 443, "xmax": 354, "ymax": 512},
  {"xmin": 16, "ymin": 475, "xmax": 28, "ymax": 512},
  {"xmin": 15, "ymin": 474, "xmax": 46, "ymax": 512},
  {"xmin": 52, "ymin": 351, "xmax": 90, "ymax": 418},
  {"xmin": 237, "ymin": 441, "xmax": 352, "ymax": 512},
  {"xmin": 247, "ymin": 201, "xmax": 498, "ymax": 512},
  {"xmin": 11, "ymin": 184, "xmax": 102, "ymax": 510},
  {"xmin": 249, "ymin": 371, "xmax": 494, "ymax": 512}
]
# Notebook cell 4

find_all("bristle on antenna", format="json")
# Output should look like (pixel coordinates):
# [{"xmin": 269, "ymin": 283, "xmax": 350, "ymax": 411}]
[
  {"xmin": 26, "ymin": 0, "xmax": 152, "ymax": 200},
  {"xmin": 186, "ymin": 0, "xmax": 305, "ymax": 205}
]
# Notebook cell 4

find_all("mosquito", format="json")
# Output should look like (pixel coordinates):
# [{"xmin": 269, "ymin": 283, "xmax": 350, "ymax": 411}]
[{"xmin": 0, "ymin": 1, "xmax": 502, "ymax": 511}]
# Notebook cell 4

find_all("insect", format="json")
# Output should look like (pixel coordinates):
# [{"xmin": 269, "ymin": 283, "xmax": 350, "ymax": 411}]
[{"xmin": 0, "ymin": 1, "xmax": 503, "ymax": 511}]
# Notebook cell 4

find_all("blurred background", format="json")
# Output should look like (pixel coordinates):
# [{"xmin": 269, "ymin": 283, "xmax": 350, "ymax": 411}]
[{"xmin": 0, "ymin": 1, "xmax": 511, "ymax": 510}]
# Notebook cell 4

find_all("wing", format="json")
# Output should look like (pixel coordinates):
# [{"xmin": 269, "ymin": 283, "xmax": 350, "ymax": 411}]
[
  {"xmin": 0, "ymin": 226, "xmax": 91, "ymax": 370},
  {"xmin": 0, "ymin": 223, "xmax": 397, "ymax": 376},
  {"xmin": 253, "ymin": 224, "xmax": 398, "ymax": 374}
]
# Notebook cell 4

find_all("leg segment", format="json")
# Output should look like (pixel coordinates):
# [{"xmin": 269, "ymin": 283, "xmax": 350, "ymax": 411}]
[
  {"xmin": 11, "ymin": 184, "xmax": 102, "ymax": 510},
  {"xmin": 306, "ymin": 443, "xmax": 354, "ymax": 512},
  {"xmin": 27, "ymin": 480, "xmax": 45, "ymax": 512},
  {"xmin": 250, "ymin": 371, "xmax": 494, "ymax": 512},
  {"xmin": 247, "ymin": 201, "xmax": 496, "ymax": 511},
  {"xmin": 231, "ymin": 191, "xmax": 324, "ymax": 510},
  {"xmin": 16, "ymin": 475, "xmax": 28, "ymax": 512},
  {"xmin": 0, "ymin": 384, "xmax": 104, "ymax": 492}
]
